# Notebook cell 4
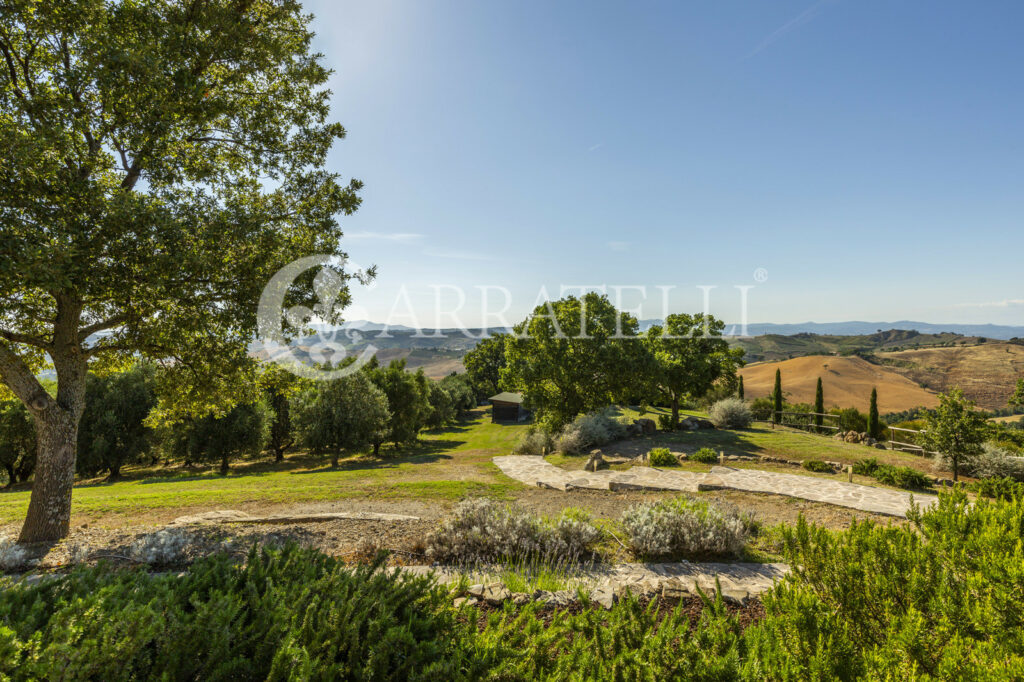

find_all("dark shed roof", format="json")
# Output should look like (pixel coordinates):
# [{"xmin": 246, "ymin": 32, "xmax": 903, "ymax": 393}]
[{"xmin": 488, "ymin": 392, "xmax": 523, "ymax": 404}]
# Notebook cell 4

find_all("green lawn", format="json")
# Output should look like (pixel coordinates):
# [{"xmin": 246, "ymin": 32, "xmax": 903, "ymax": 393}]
[
  {"xmin": 0, "ymin": 405, "xmax": 943, "ymax": 529},
  {"xmin": 0, "ymin": 408, "xmax": 527, "ymax": 526}
]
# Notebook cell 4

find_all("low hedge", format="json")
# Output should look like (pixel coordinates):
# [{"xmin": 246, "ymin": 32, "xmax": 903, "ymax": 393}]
[{"xmin": 3, "ymin": 490, "xmax": 1023, "ymax": 679}]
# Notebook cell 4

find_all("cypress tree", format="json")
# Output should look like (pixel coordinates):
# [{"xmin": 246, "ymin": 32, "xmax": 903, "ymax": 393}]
[
  {"xmin": 814, "ymin": 377, "xmax": 824, "ymax": 431},
  {"xmin": 772, "ymin": 369, "xmax": 783, "ymax": 424},
  {"xmin": 869, "ymin": 387, "xmax": 880, "ymax": 439},
  {"xmin": 738, "ymin": 376, "xmax": 745, "ymax": 400}
]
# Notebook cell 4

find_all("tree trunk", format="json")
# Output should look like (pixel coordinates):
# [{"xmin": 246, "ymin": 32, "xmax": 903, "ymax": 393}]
[
  {"xmin": 220, "ymin": 454, "xmax": 230, "ymax": 475},
  {"xmin": 373, "ymin": 440, "xmax": 381, "ymax": 457},
  {"xmin": 4, "ymin": 464, "xmax": 14, "ymax": 488},
  {"xmin": 331, "ymin": 451, "xmax": 339, "ymax": 468},
  {"xmin": 107, "ymin": 465, "xmax": 121, "ymax": 482},
  {"xmin": 18, "ymin": 406, "xmax": 80, "ymax": 543},
  {"xmin": 671, "ymin": 397, "xmax": 680, "ymax": 430}
]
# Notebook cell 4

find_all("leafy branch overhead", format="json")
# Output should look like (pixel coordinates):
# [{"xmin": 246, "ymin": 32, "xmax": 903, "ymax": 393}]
[{"xmin": 0, "ymin": 0, "xmax": 363, "ymax": 541}]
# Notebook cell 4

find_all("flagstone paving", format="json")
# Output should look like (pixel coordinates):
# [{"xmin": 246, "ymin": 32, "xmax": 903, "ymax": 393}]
[
  {"xmin": 493, "ymin": 455, "xmax": 938, "ymax": 518},
  {"xmin": 403, "ymin": 560, "xmax": 789, "ymax": 605}
]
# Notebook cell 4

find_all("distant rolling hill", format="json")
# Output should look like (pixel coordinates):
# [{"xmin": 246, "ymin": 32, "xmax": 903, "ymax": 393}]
[
  {"xmin": 730, "ymin": 329, "xmax": 984, "ymax": 363},
  {"xmin": 738, "ymin": 355, "xmax": 940, "ymax": 414},
  {"xmin": 873, "ymin": 342, "xmax": 1024, "ymax": 410}
]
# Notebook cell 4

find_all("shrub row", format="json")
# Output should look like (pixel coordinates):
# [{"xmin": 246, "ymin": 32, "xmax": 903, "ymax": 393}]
[
  {"xmin": 4, "ymin": 489, "xmax": 1022, "ymax": 679},
  {"xmin": 514, "ymin": 409, "xmax": 628, "ymax": 455},
  {"xmin": 852, "ymin": 457, "xmax": 932, "ymax": 490}
]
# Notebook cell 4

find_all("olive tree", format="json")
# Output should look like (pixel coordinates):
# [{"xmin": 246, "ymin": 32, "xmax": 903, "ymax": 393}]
[
  {"xmin": 920, "ymin": 388, "xmax": 989, "ymax": 482},
  {"xmin": 294, "ymin": 372, "xmax": 390, "ymax": 467},
  {"xmin": 0, "ymin": 1, "xmax": 360, "ymax": 540},
  {"xmin": 365, "ymin": 359, "xmax": 431, "ymax": 449},
  {"xmin": 0, "ymin": 397, "xmax": 35, "ymax": 487},
  {"xmin": 77, "ymin": 364, "xmax": 157, "ymax": 479}
]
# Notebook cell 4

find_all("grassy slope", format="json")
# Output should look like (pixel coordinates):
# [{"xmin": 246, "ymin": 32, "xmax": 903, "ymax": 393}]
[
  {"xmin": 0, "ymin": 406, "xmax": 942, "ymax": 528},
  {"xmin": 877, "ymin": 342, "xmax": 1024, "ymax": 409},
  {"xmin": 0, "ymin": 408, "xmax": 527, "ymax": 526}
]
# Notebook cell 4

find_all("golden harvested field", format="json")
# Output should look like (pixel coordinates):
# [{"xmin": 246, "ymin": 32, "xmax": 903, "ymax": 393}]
[
  {"xmin": 371, "ymin": 348, "xmax": 465, "ymax": 379},
  {"xmin": 739, "ymin": 355, "xmax": 940, "ymax": 413},
  {"xmin": 878, "ymin": 343, "xmax": 1024, "ymax": 410}
]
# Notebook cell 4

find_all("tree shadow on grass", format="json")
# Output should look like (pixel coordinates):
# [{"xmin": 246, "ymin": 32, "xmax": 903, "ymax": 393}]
[
  {"xmin": 289, "ymin": 439, "xmax": 466, "ymax": 475},
  {"xmin": 600, "ymin": 429, "xmax": 766, "ymax": 460}
]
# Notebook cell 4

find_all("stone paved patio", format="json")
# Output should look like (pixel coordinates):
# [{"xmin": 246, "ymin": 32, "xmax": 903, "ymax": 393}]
[{"xmin": 493, "ymin": 455, "xmax": 938, "ymax": 518}]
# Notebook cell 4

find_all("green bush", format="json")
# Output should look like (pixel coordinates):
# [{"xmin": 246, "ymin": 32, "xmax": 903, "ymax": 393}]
[
  {"xmin": 708, "ymin": 398, "xmax": 753, "ymax": 429},
  {"xmin": 657, "ymin": 413, "xmax": 675, "ymax": 431},
  {"xmin": 749, "ymin": 492, "xmax": 1024, "ymax": 678},
  {"xmin": 872, "ymin": 464, "xmax": 932, "ymax": 490},
  {"xmin": 802, "ymin": 460, "xmax": 833, "ymax": 473},
  {"xmin": 689, "ymin": 447, "xmax": 719, "ymax": 464},
  {"xmin": 5, "ymin": 493, "xmax": 1024, "ymax": 678},
  {"xmin": 972, "ymin": 476, "xmax": 1024, "ymax": 500},
  {"xmin": 647, "ymin": 447, "xmax": 678, "ymax": 467},
  {"xmin": 512, "ymin": 427, "xmax": 554, "ymax": 456},
  {"xmin": 851, "ymin": 457, "xmax": 931, "ymax": 490},
  {"xmin": 852, "ymin": 456, "xmax": 881, "ymax": 476},
  {"xmin": 0, "ymin": 546, "xmax": 468, "ymax": 680},
  {"xmin": 620, "ymin": 497, "xmax": 752, "ymax": 560},
  {"xmin": 749, "ymin": 397, "xmax": 774, "ymax": 421},
  {"xmin": 554, "ymin": 409, "xmax": 628, "ymax": 454}
]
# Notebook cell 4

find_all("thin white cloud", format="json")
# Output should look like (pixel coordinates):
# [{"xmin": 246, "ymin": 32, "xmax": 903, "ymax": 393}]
[
  {"xmin": 950, "ymin": 299, "xmax": 1024, "ymax": 309},
  {"xmin": 607, "ymin": 241, "xmax": 630, "ymax": 252},
  {"xmin": 744, "ymin": 0, "xmax": 836, "ymax": 60},
  {"xmin": 588, "ymin": 142, "xmax": 604, "ymax": 152},
  {"xmin": 347, "ymin": 231, "xmax": 424, "ymax": 242}
]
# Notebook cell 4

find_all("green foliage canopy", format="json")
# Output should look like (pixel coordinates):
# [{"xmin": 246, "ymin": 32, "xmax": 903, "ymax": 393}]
[
  {"xmin": 920, "ymin": 387, "xmax": 989, "ymax": 481},
  {"xmin": 0, "ymin": 0, "xmax": 363, "ymax": 540},
  {"xmin": 643, "ymin": 313, "xmax": 744, "ymax": 429},
  {"xmin": 501, "ymin": 293, "xmax": 648, "ymax": 430}
]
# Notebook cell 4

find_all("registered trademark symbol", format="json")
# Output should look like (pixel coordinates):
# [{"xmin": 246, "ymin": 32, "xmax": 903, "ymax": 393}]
[{"xmin": 753, "ymin": 268, "xmax": 768, "ymax": 283}]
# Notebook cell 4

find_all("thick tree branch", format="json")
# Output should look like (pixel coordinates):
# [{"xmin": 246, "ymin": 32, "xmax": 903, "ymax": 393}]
[
  {"xmin": 0, "ymin": 328, "xmax": 49, "ymax": 348},
  {"xmin": 78, "ymin": 314, "xmax": 128, "ymax": 342},
  {"xmin": 0, "ymin": 343, "xmax": 51, "ymax": 412}
]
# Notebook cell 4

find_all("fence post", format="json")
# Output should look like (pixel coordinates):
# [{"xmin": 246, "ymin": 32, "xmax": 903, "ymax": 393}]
[
  {"xmin": 847, "ymin": 465, "xmax": 853, "ymax": 483},
  {"xmin": 719, "ymin": 450, "xmax": 725, "ymax": 465}
]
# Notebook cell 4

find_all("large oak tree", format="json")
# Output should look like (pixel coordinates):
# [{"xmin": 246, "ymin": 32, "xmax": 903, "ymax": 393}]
[
  {"xmin": 502, "ymin": 293, "xmax": 650, "ymax": 430},
  {"xmin": 0, "ymin": 0, "xmax": 360, "ymax": 541},
  {"xmin": 643, "ymin": 313, "xmax": 744, "ymax": 429}
]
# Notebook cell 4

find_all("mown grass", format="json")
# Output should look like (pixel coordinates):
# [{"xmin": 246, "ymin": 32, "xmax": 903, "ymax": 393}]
[
  {"xmin": 0, "ymin": 404, "xmax": 943, "ymax": 527},
  {"xmin": 0, "ymin": 408, "xmax": 527, "ymax": 525}
]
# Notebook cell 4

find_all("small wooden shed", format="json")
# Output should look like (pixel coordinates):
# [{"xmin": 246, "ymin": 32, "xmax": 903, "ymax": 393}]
[{"xmin": 488, "ymin": 392, "xmax": 525, "ymax": 423}]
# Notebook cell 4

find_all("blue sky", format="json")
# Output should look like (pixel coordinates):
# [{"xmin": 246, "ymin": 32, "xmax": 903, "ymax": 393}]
[{"xmin": 305, "ymin": 0, "xmax": 1023, "ymax": 328}]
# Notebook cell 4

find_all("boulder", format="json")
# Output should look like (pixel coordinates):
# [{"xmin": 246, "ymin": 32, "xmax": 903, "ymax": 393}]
[
  {"xmin": 719, "ymin": 587, "xmax": 750, "ymax": 606},
  {"xmin": 584, "ymin": 452, "xmax": 607, "ymax": 472},
  {"xmin": 589, "ymin": 586, "xmax": 617, "ymax": 610},
  {"xmin": 481, "ymin": 583, "xmax": 511, "ymax": 605},
  {"xmin": 625, "ymin": 423, "xmax": 643, "ymax": 437},
  {"xmin": 511, "ymin": 592, "xmax": 531, "ymax": 606},
  {"xmin": 679, "ymin": 416, "xmax": 702, "ymax": 431},
  {"xmin": 634, "ymin": 418, "xmax": 657, "ymax": 435},
  {"xmin": 844, "ymin": 432, "xmax": 861, "ymax": 443},
  {"xmin": 661, "ymin": 577, "xmax": 692, "ymax": 600},
  {"xmin": 874, "ymin": 442, "xmax": 888, "ymax": 450}
]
